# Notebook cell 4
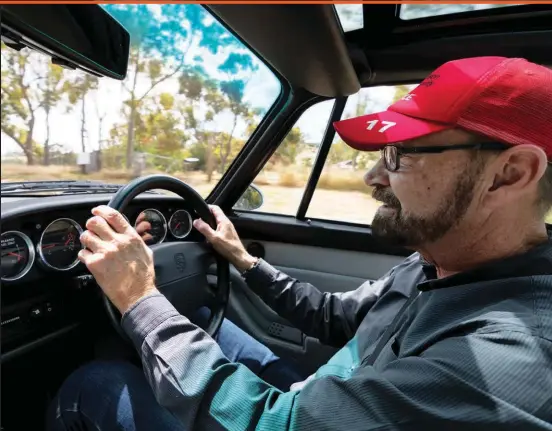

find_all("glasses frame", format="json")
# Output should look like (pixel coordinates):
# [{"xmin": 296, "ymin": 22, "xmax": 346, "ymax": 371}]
[{"xmin": 381, "ymin": 142, "xmax": 510, "ymax": 172}]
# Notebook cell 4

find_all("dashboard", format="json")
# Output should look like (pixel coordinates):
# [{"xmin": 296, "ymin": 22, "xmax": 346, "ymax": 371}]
[{"xmin": 0, "ymin": 192, "xmax": 203, "ymax": 358}]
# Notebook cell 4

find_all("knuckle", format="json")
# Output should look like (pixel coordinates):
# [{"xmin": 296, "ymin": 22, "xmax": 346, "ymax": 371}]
[{"xmin": 107, "ymin": 211, "xmax": 121, "ymax": 221}]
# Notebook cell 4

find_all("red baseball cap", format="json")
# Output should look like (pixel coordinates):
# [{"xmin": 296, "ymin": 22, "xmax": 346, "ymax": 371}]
[{"xmin": 333, "ymin": 57, "xmax": 552, "ymax": 160}]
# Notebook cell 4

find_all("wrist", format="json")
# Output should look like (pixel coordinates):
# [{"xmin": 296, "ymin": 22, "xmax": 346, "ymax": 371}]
[
  {"xmin": 116, "ymin": 283, "xmax": 159, "ymax": 315},
  {"xmin": 234, "ymin": 253, "xmax": 258, "ymax": 273}
]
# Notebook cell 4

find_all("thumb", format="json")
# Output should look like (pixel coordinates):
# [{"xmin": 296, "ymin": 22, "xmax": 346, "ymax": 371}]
[{"xmin": 193, "ymin": 218, "xmax": 216, "ymax": 240}]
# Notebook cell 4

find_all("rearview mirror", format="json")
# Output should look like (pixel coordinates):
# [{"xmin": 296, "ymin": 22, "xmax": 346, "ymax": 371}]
[
  {"xmin": 0, "ymin": 5, "xmax": 129, "ymax": 80},
  {"xmin": 235, "ymin": 184, "xmax": 264, "ymax": 211}
]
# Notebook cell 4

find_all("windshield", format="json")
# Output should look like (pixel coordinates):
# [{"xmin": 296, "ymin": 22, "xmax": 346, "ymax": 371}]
[{"xmin": 0, "ymin": 4, "xmax": 281, "ymax": 197}]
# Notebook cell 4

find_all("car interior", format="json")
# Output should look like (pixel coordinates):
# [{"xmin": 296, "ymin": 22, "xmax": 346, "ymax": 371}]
[{"xmin": 1, "ymin": 4, "xmax": 552, "ymax": 430}]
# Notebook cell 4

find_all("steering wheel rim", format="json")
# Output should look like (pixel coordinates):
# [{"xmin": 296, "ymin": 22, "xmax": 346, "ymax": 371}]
[{"xmin": 101, "ymin": 174, "xmax": 230, "ymax": 340}]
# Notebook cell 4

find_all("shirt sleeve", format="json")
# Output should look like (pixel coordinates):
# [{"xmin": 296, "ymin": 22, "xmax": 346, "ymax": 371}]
[
  {"xmin": 243, "ymin": 258, "xmax": 395, "ymax": 346},
  {"xmin": 122, "ymin": 293, "xmax": 550, "ymax": 431}
]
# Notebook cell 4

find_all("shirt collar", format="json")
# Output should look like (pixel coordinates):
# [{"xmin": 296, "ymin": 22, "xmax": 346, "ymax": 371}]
[{"xmin": 417, "ymin": 237, "xmax": 552, "ymax": 292}]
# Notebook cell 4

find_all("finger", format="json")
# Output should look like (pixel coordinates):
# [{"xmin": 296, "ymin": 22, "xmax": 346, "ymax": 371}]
[
  {"xmin": 140, "ymin": 233, "xmax": 154, "ymax": 244},
  {"xmin": 208, "ymin": 205, "xmax": 229, "ymax": 226},
  {"xmin": 135, "ymin": 221, "xmax": 152, "ymax": 235},
  {"xmin": 92, "ymin": 206, "xmax": 130, "ymax": 234},
  {"xmin": 86, "ymin": 216, "xmax": 117, "ymax": 241},
  {"xmin": 78, "ymin": 248, "xmax": 94, "ymax": 264},
  {"xmin": 80, "ymin": 230, "xmax": 105, "ymax": 253},
  {"xmin": 135, "ymin": 213, "xmax": 145, "ymax": 224},
  {"xmin": 193, "ymin": 218, "xmax": 216, "ymax": 240},
  {"xmin": 78, "ymin": 248, "xmax": 103, "ymax": 272}
]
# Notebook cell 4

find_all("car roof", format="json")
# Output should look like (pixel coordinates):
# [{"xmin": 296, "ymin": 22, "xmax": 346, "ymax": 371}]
[{"xmin": 208, "ymin": 4, "xmax": 552, "ymax": 97}]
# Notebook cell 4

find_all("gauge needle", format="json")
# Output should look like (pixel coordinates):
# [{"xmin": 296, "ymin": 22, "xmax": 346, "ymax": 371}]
[
  {"xmin": 42, "ymin": 244, "xmax": 56, "ymax": 250},
  {"xmin": 175, "ymin": 222, "xmax": 181, "ymax": 229},
  {"xmin": 3, "ymin": 252, "xmax": 22, "ymax": 261}
]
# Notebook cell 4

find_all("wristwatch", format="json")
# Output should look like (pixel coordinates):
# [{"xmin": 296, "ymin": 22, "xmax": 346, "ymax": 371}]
[{"xmin": 240, "ymin": 257, "xmax": 260, "ymax": 278}]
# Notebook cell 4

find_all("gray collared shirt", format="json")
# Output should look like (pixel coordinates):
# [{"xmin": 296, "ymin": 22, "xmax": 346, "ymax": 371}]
[{"xmin": 122, "ymin": 238, "xmax": 552, "ymax": 430}]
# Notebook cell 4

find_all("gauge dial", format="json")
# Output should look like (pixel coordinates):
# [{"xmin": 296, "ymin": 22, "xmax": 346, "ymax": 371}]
[
  {"xmin": 169, "ymin": 210, "xmax": 193, "ymax": 239},
  {"xmin": 1, "ymin": 231, "xmax": 35, "ymax": 281},
  {"xmin": 134, "ymin": 209, "xmax": 167, "ymax": 245},
  {"xmin": 38, "ymin": 218, "xmax": 83, "ymax": 271}
]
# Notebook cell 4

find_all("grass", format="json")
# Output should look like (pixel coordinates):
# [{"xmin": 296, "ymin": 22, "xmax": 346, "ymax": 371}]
[
  {"xmin": 255, "ymin": 165, "xmax": 370, "ymax": 193},
  {"xmin": 0, "ymin": 163, "xmax": 218, "ymax": 188}
]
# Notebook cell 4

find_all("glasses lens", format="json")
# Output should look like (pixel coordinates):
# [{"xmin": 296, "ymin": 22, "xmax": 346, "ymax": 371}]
[{"xmin": 384, "ymin": 146, "xmax": 398, "ymax": 171}]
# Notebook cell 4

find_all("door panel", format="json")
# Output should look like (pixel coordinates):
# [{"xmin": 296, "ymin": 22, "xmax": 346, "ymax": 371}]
[
  {"xmin": 213, "ymin": 214, "xmax": 409, "ymax": 374},
  {"xmin": 242, "ymin": 240, "xmax": 402, "ymax": 292}
]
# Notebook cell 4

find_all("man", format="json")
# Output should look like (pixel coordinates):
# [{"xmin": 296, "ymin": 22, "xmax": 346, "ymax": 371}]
[{"xmin": 48, "ymin": 56, "xmax": 552, "ymax": 430}]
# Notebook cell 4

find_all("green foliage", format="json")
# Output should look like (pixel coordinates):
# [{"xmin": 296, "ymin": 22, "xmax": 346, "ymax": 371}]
[
  {"xmin": 0, "ymin": 44, "xmax": 43, "ymax": 164},
  {"xmin": 100, "ymin": 4, "xmax": 259, "ymax": 169},
  {"xmin": 273, "ymin": 127, "xmax": 303, "ymax": 165}
]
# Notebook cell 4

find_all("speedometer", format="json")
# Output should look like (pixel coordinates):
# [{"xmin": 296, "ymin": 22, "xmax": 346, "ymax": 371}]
[
  {"xmin": 169, "ymin": 210, "xmax": 193, "ymax": 239},
  {"xmin": 38, "ymin": 218, "xmax": 83, "ymax": 271},
  {"xmin": 1, "ymin": 231, "xmax": 35, "ymax": 281}
]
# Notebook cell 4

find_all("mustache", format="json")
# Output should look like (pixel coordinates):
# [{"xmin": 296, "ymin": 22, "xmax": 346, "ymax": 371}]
[{"xmin": 372, "ymin": 187, "xmax": 401, "ymax": 208}]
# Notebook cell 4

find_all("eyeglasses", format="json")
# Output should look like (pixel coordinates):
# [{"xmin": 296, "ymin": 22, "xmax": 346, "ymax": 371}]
[{"xmin": 381, "ymin": 142, "xmax": 510, "ymax": 172}]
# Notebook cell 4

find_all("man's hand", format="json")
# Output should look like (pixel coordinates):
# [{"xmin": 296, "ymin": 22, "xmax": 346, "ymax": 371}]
[
  {"xmin": 79, "ymin": 205, "xmax": 158, "ymax": 314},
  {"xmin": 193, "ymin": 205, "xmax": 257, "ymax": 272}
]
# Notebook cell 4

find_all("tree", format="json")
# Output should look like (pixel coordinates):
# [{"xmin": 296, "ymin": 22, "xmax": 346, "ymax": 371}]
[
  {"xmin": 216, "ymin": 52, "xmax": 258, "ymax": 173},
  {"xmin": 0, "ymin": 44, "xmax": 43, "ymax": 165},
  {"xmin": 217, "ymin": 79, "xmax": 250, "ymax": 173},
  {"xmin": 274, "ymin": 127, "xmax": 303, "ymax": 165},
  {"xmin": 63, "ymin": 74, "xmax": 99, "ymax": 173},
  {"xmin": 392, "ymin": 85, "xmax": 412, "ymax": 103},
  {"xmin": 102, "ymin": 4, "xmax": 235, "ymax": 169},
  {"xmin": 177, "ymin": 66, "xmax": 226, "ymax": 181},
  {"xmin": 39, "ymin": 63, "xmax": 67, "ymax": 165}
]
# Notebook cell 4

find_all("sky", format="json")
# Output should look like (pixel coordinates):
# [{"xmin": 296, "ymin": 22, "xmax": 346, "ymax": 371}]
[{"xmin": 1, "ymin": 4, "xmax": 407, "ymax": 157}]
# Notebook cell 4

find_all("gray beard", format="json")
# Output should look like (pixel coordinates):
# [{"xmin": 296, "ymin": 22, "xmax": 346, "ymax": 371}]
[{"xmin": 371, "ymin": 167, "xmax": 481, "ymax": 248}]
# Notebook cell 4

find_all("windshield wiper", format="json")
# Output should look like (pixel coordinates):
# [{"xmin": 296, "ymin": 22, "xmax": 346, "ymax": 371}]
[{"xmin": 0, "ymin": 180, "xmax": 161, "ymax": 195}]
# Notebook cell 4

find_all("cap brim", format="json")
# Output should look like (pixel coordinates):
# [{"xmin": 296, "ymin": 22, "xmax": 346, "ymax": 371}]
[{"xmin": 333, "ymin": 109, "xmax": 452, "ymax": 152}]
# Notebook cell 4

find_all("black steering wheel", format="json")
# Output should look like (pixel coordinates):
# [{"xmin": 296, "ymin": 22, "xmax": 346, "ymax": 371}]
[{"xmin": 101, "ymin": 174, "xmax": 230, "ymax": 339}]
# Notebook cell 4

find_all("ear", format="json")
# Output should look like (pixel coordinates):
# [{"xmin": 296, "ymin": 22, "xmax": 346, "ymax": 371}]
[{"xmin": 485, "ymin": 145, "xmax": 548, "ymax": 206}]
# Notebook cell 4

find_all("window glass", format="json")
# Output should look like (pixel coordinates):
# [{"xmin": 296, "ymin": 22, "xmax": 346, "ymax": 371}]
[
  {"xmin": 234, "ymin": 100, "xmax": 335, "ymax": 215},
  {"xmin": 400, "ymin": 4, "xmax": 519, "ymax": 20},
  {"xmin": 0, "ymin": 4, "xmax": 281, "ymax": 199},
  {"xmin": 335, "ymin": 5, "xmax": 363, "ymax": 32},
  {"xmin": 306, "ymin": 84, "xmax": 416, "ymax": 225}
]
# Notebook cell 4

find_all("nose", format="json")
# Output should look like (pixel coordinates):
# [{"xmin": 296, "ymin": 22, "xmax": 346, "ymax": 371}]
[{"xmin": 364, "ymin": 157, "xmax": 390, "ymax": 188}]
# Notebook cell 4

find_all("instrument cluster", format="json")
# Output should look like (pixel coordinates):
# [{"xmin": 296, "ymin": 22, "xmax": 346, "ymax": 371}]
[{"xmin": 1, "ymin": 206, "xmax": 195, "ymax": 283}]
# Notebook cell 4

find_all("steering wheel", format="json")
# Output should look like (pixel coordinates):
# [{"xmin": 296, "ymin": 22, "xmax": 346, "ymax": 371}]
[{"xmin": 101, "ymin": 174, "xmax": 230, "ymax": 340}]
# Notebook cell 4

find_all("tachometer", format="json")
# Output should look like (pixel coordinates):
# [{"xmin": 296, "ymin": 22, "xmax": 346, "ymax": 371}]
[
  {"xmin": 1, "ymin": 231, "xmax": 35, "ymax": 281},
  {"xmin": 169, "ymin": 210, "xmax": 193, "ymax": 239},
  {"xmin": 134, "ymin": 209, "xmax": 167, "ymax": 245},
  {"xmin": 38, "ymin": 218, "xmax": 83, "ymax": 271}
]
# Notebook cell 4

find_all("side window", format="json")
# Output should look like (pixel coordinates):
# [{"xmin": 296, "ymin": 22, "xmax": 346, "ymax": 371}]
[
  {"xmin": 305, "ymin": 84, "xmax": 416, "ymax": 225},
  {"xmin": 234, "ymin": 100, "xmax": 335, "ymax": 215}
]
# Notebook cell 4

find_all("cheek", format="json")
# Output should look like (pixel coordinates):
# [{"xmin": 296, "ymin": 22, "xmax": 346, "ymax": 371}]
[{"xmin": 389, "ymin": 161, "xmax": 450, "ymax": 215}]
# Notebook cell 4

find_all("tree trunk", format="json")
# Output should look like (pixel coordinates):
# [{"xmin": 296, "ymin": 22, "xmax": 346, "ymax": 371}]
[
  {"xmin": 25, "ymin": 148, "xmax": 35, "ymax": 166},
  {"xmin": 44, "ymin": 106, "xmax": 51, "ymax": 166},
  {"xmin": 125, "ymin": 52, "xmax": 141, "ymax": 170},
  {"xmin": 81, "ymin": 95, "xmax": 86, "ymax": 174},
  {"xmin": 126, "ymin": 103, "xmax": 136, "ymax": 169},
  {"xmin": 220, "ymin": 114, "xmax": 237, "ymax": 173},
  {"xmin": 206, "ymin": 135, "xmax": 214, "ymax": 183},
  {"xmin": 25, "ymin": 116, "xmax": 35, "ymax": 165}
]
